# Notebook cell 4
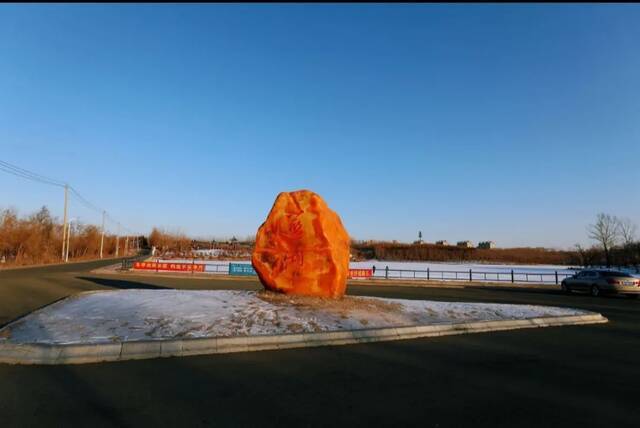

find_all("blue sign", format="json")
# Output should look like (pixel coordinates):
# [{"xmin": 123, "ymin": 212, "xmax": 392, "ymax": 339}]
[{"xmin": 229, "ymin": 263, "xmax": 257, "ymax": 276}]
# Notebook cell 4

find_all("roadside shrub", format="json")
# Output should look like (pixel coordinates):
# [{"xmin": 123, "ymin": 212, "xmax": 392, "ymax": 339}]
[{"xmin": 0, "ymin": 206, "xmax": 139, "ymax": 267}]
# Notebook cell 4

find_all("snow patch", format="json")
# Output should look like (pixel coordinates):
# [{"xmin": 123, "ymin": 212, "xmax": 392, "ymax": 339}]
[{"xmin": 0, "ymin": 290, "xmax": 591, "ymax": 346}]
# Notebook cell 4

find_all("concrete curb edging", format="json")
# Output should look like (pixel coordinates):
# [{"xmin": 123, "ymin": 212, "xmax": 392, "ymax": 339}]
[{"xmin": 0, "ymin": 313, "xmax": 607, "ymax": 365}]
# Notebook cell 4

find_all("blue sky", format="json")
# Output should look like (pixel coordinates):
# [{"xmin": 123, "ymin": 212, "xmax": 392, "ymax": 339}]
[{"xmin": 1, "ymin": 4, "xmax": 639, "ymax": 248}]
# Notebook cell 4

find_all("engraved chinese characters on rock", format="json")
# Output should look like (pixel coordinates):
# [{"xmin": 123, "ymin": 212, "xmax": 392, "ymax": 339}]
[{"xmin": 252, "ymin": 190, "xmax": 350, "ymax": 298}]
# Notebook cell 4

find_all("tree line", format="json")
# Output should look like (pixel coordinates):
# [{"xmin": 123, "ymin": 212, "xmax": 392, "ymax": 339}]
[
  {"xmin": 350, "ymin": 242, "xmax": 576, "ymax": 265},
  {"xmin": 147, "ymin": 229, "xmax": 254, "ymax": 259},
  {"xmin": 147, "ymin": 227, "xmax": 192, "ymax": 257},
  {"xmin": 578, "ymin": 213, "xmax": 639, "ymax": 268},
  {"xmin": 0, "ymin": 206, "xmax": 139, "ymax": 267},
  {"xmin": 118, "ymin": 214, "xmax": 640, "ymax": 268},
  {"xmin": 3, "ymin": 207, "xmax": 637, "ymax": 269}
]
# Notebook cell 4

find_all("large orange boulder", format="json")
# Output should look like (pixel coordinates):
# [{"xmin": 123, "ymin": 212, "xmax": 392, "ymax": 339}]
[{"xmin": 252, "ymin": 190, "xmax": 350, "ymax": 298}]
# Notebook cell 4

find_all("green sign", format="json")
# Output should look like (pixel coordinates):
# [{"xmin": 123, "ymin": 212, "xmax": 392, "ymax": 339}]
[{"xmin": 229, "ymin": 263, "xmax": 257, "ymax": 276}]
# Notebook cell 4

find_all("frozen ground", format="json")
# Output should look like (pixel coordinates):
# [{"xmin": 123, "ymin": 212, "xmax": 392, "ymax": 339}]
[
  {"xmin": 159, "ymin": 259, "xmax": 576, "ymax": 272},
  {"xmin": 0, "ymin": 290, "xmax": 591, "ymax": 345},
  {"xmin": 153, "ymin": 258, "xmax": 580, "ymax": 282}
]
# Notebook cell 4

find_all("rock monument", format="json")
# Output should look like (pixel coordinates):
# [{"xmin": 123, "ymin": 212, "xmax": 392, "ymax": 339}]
[{"xmin": 252, "ymin": 190, "xmax": 350, "ymax": 298}]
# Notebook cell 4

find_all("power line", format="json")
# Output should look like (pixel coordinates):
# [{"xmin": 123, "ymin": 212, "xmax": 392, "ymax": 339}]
[
  {"xmin": 0, "ymin": 159, "xmax": 139, "ymax": 235},
  {"xmin": 68, "ymin": 188, "xmax": 135, "ymax": 234},
  {"xmin": 0, "ymin": 159, "xmax": 66, "ymax": 186},
  {"xmin": 0, "ymin": 160, "xmax": 65, "ymax": 188},
  {"xmin": 69, "ymin": 186, "xmax": 104, "ymax": 215}
]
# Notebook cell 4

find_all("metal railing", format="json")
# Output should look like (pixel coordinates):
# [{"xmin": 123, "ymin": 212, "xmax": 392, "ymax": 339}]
[
  {"xmin": 127, "ymin": 259, "xmax": 575, "ymax": 285},
  {"xmin": 120, "ymin": 253, "xmax": 149, "ymax": 270},
  {"xmin": 121, "ymin": 258, "xmax": 134, "ymax": 270},
  {"xmin": 204, "ymin": 263, "xmax": 230, "ymax": 273},
  {"xmin": 372, "ymin": 267, "xmax": 573, "ymax": 284}
]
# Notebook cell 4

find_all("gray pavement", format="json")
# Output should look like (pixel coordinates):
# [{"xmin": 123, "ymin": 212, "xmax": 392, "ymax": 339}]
[{"xmin": 0, "ymin": 260, "xmax": 638, "ymax": 427}]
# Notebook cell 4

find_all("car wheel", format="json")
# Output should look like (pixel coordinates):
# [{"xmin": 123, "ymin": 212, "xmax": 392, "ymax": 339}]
[
  {"xmin": 560, "ymin": 282, "xmax": 571, "ymax": 294},
  {"xmin": 591, "ymin": 285, "xmax": 601, "ymax": 297}
]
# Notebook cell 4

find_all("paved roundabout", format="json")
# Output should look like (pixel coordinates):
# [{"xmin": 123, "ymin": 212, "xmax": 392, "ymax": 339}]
[
  {"xmin": 0, "ymin": 289, "xmax": 606, "ymax": 364},
  {"xmin": 0, "ymin": 259, "xmax": 637, "ymax": 427}
]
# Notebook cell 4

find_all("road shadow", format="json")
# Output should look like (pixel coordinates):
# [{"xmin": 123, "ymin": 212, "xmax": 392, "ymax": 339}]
[
  {"xmin": 76, "ymin": 276, "xmax": 170, "ymax": 290},
  {"xmin": 467, "ymin": 286, "xmax": 562, "ymax": 295}
]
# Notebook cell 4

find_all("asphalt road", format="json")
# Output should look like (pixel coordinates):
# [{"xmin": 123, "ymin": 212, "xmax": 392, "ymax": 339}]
[{"xmin": 0, "ymin": 260, "xmax": 638, "ymax": 427}]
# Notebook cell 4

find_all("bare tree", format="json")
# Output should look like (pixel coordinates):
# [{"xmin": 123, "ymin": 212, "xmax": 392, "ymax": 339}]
[
  {"xmin": 574, "ymin": 244, "xmax": 586, "ymax": 267},
  {"xmin": 617, "ymin": 217, "xmax": 637, "ymax": 246},
  {"xmin": 587, "ymin": 213, "xmax": 619, "ymax": 267}
]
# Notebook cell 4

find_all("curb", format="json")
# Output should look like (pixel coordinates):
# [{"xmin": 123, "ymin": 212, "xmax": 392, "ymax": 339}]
[{"xmin": 0, "ymin": 313, "xmax": 607, "ymax": 365}]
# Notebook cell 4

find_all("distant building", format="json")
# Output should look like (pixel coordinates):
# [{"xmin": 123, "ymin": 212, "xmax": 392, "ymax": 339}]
[
  {"xmin": 193, "ymin": 249, "xmax": 223, "ymax": 257},
  {"xmin": 478, "ymin": 241, "xmax": 496, "ymax": 249},
  {"xmin": 435, "ymin": 240, "xmax": 449, "ymax": 246},
  {"xmin": 457, "ymin": 240, "xmax": 473, "ymax": 248}
]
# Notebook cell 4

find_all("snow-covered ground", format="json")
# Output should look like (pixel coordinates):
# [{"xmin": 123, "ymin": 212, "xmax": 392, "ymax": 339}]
[
  {"xmin": 350, "ymin": 261, "xmax": 639, "ymax": 280},
  {"xmin": 0, "ymin": 290, "xmax": 591, "ymax": 345},
  {"xmin": 152, "ymin": 258, "xmax": 579, "ymax": 283},
  {"xmin": 144, "ymin": 258, "xmax": 639, "ymax": 283}
]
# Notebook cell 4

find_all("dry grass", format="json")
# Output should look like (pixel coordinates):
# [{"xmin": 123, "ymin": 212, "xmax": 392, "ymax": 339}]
[
  {"xmin": 256, "ymin": 290, "xmax": 402, "ymax": 314},
  {"xmin": 0, "ymin": 206, "xmax": 136, "ymax": 267}
]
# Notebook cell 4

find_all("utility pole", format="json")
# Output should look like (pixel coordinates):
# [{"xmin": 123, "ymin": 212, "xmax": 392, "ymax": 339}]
[
  {"xmin": 65, "ymin": 219, "xmax": 72, "ymax": 263},
  {"xmin": 99, "ymin": 210, "xmax": 105, "ymax": 259},
  {"xmin": 61, "ymin": 184, "xmax": 69, "ymax": 261},
  {"xmin": 125, "ymin": 235, "xmax": 129, "ymax": 256},
  {"xmin": 115, "ymin": 223, "xmax": 120, "ymax": 257}
]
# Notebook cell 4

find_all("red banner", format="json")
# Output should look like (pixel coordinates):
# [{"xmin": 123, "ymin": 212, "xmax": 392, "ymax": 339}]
[
  {"xmin": 133, "ymin": 261, "xmax": 205, "ymax": 273},
  {"xmin": 349, "ymin": 268, "xmax": 373, "ymax": 279}
]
